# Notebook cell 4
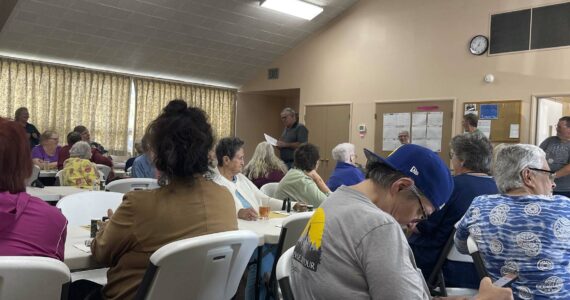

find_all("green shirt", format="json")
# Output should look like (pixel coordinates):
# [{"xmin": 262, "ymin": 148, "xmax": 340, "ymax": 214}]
[{"xmin": 274, "ymin": 168, "xmax": 328, "ymax": 207}]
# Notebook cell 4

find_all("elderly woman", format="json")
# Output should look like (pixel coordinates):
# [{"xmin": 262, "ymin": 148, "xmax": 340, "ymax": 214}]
[
  {"xmin": 61, "ymin": 141, "xmax": 100, "ymax": 189},
  {"xmin": 0, "ymin": 118, "xmax": 67, "ymax": 260},
  {"xmin": 326, "ymin": 143, "xmax": 365, "ymax": 192},
  {"xmin": 455, "ymin": 144, "xmax": 570, "ymax": 300},
  {"xmin": 408, "ymin": 133, "xmax": 497, "ymax": 289},
  {"xmin": 243, "ymin": 141, "xmax": 287, "ymax": 188},
  {"xmin": 72, "ymin": 100, "xmax": 238, "ymax": 299},
  {"xmin": 31, "ymin": 130, "xmax": 61, "ymax": 170},
  {"xmin": 275, "ymin": 143, "xmax": 330, "ymax": 207},
  {"xmin": 14, "ymin": 107, "xmax": 40, "ymax": 147}
]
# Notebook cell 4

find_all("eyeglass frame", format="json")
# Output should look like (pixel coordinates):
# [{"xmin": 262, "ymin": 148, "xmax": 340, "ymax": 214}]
[
  {"xmin": 527, "ymin": 167, "xmax": 556, "ymax": 181},
  {"xmin": 408, "ymin": 185, "xmax": 428, "ymax": 220}
]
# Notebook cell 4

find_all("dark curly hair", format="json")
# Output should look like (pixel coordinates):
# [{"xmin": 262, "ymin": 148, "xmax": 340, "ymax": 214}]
[
  {"xmin": 215, "ymin": 137, "xmax": 245, "ymax": 167},
  {"xmin": 293, "ymin": 143, "xmax": 320, "ymax": 171},
  {"xmin": 147, "ymin": 99, "xmax": 214, "ymax": 186}
]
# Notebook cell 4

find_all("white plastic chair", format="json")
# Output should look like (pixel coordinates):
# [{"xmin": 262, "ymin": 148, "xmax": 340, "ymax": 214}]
[
  {"xmin": 25, "ymin": 164, "xmax": 41, "ymax": 186},
  {"xmin": 55, "ymin": 169, "xmax": 64, "ymax": 186},
  {"xmin": 56, "ymin": 191, "xmax": 124, "ymax": 226},
  {"xmin": 134, "ymin": 230, "xmax": 258, "ymax": 300},
  {"xmin": 276, "ymin": 247, "xmax": 295, "ymax": 300},
  {"xmin": 0, "ymin": 256, "xmax": 71, "ymax": 300},
  {"xmin": 96, "ymin": 164, "xmax": 112, "ymax": 181},
  {"xmin": 467, "ymin": 235, "xmax": 489, "ymax": 280},
  {"xmin": 260, "ymin": 182, "xmax": 279, "ymax": 197},
  {"xmin": 106, "ymin": 178, "xmax": 160, "ymax": 193}
]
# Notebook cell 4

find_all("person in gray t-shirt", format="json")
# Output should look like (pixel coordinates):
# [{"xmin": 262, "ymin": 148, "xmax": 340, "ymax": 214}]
[
  {"xmin": 540, "ymin": 116, "xmax": 570, "ymax": 197},
  {"xmin": 277, "ymin": 108, "xmax": 308, "ymax": 168},
  {"xmin": 291, "ymin": 145, "xmax": 514, "ymax": 300}
]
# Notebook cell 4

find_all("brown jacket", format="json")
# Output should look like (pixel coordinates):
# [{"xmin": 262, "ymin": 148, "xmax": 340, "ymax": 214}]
[{"xmin": 91, "ymin": 176, "xmax": 238, "ymax": 300}]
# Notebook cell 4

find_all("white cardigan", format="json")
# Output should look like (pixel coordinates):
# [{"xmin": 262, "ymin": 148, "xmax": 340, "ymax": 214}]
[{"xmin": 213, "ymin": 171, "xmax": 273, "ymax": 214}]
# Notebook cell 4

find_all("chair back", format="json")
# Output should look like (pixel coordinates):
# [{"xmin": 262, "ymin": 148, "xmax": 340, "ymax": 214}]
[
  {"xmin": 56, "ymin": 191, "xmax": 123, "ymax": 226},
  {"xmin": 260, "ymin": 182, "xmax": 279, "ymax": 197},
  {"xmin": 467, "ymin": 235, "xmax": 489, "ymax": 280},
  {"xmin": 96, "ymin": 164, "xmax": 112, "ymax": 181},
  {"xmin": 55, "ymin": 170, "xmax": 64, "ymax": 186},
  {"xmin": 0, "ymin": 256, "xmax": 71, "ymax": 300},
  {"xmin": 135, "ymin": 230, "xmax": 258, "ymax": 300},
  {"xmin": 106, "ymin": 178, "xmax": 159, "ymax": 193},
  {"xmin": 276, "ymin": 247, "xmax": 295, "ymax": 300},
  {"xmin": 25, "ymin": 165, "xmax": 41, "ymax": 186}
]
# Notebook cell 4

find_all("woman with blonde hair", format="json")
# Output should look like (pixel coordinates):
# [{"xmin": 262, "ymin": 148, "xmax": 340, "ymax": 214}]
[
  {"xmin": 31, "ymin": 130, "xmax": 61, "ymax": 170},
  {"xmin": 243, "ymin": 141, "xmax": 288, "ymax": 188}
]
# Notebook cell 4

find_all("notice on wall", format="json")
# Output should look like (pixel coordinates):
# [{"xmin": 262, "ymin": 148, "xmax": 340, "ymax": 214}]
[
  {"xmin": 382, "ymin": 112, "xmax": 411, "ymax": 151},
  {"xmin": 479, "ymin": 104, "xmax": 499, "ymax": 119},
  {"xmin": 509, "ymin": 124, "xmax": 520, "ymax": 139},
  {"xmin": 410, "ymin": 112, "xmax": 442, "ymax": 152},
  {"xmin": 478, "ymin": 119, "xmax": 492, "ymax": 138}
]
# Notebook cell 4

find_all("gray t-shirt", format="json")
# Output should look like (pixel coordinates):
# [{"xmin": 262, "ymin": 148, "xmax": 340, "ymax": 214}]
[
  {"xmin": 540, "ymin": 136, "xmax": 570, "ymax": 191},
  {"xmin": 290, "ymin": 186, "xmax": 430, "ymax": 300},
  {"xmin": 280, "ymin": 122, "xmax": 308, "ymax": 162}
]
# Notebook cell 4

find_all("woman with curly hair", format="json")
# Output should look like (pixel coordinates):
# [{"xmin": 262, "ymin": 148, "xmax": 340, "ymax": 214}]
[{"xmin": 243, "ymin": 141, "xmax": 287, "ymax": 188}]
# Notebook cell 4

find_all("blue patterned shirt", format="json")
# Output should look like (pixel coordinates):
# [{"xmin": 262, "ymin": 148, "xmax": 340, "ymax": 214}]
[{"xmin": 456, "ymin": 194, "xmax": 570, "ymax": 300}]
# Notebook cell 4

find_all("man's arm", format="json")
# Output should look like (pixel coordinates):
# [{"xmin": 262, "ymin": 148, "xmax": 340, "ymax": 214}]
[{"xmin": 554, "ymin": 164, "xmax": 570, "ymax": 178}]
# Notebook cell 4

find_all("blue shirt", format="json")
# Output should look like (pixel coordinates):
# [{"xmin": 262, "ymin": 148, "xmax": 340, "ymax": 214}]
[
  {"xmin": 131, "ymin": 154, "xmax": 156, "ymax": 179},
  {"xmin": 326, "ymin": 162, "xmax": 365, "ymax": 192},
  {"xmin": 456, "ymin": 194, "xmax": 570, "ymax": 300}
]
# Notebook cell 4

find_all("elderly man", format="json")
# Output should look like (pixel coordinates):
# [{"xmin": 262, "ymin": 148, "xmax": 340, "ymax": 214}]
[
  {"xmin": 291, "ymin": 144, "xmax": 513, "ymax": 300},
  {"xmin": 326, "ymin": 143, "xmax": 365, "ymax": 192},
  {"xmin": 277, "ymin": 107, "xmax": 308, "ymax": 169},
  {"xmin": 456, "ymin": 144, "xmax": 570, "ymax": 300},
  {"xmin": 398, "ymin": 130, "xmax": 410, "ymax": 144},
  {"xmin": 540, "ymin": 116, "xmax": 570, "ymax": 198}
]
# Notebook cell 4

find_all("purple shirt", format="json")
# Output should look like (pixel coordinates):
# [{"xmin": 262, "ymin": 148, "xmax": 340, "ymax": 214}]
[
  {"xmin": 251, "ymin": 170, "xmax": 285, "ymax": 189},
  {"xmin": 31, "ymin": 145, "xmax": 61, "ymax": 163},
  {"xmin": 0, "ymin": 191, "xmax": 67, "ymax": 261}
]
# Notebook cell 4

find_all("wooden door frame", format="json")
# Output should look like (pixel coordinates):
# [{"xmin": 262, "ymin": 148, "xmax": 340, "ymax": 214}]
[
  {"xmin": 304, "ymin": 102, "xmax": 353, "ymax": 142},
  {"xmin": 531, "ymin": 93, "xmax": 570, "ymax": 145}
]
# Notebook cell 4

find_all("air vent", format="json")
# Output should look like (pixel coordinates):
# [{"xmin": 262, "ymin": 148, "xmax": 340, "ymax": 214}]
[{"xmin": 268, "ymin": 68, "xmax": 279, "ymax": 80}]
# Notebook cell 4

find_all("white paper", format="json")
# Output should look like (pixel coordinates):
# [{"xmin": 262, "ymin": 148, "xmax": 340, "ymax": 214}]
[
  {"xmin": 264, "ymin": 133, "xmax": 277, "ymax": 146},
  {"xmin": 426, "ymin": 139, "xmax": 441, "ymax": 152},
  {"xmin": 412, "ymin": 112, "xmax": 427, "ymax": 126},
  {"xmin": 426, "ymin": 126, "xmax": 443, "ymax": 139},
  {"xmin": 396, "ymin": 112, "xmax": 411, "ymax": 127},
  {"xmin": 509, "ymin": 124, "xmax": 519, "ymax": 139},
  {"xmin": 477, "ymin": 120, "xmax": 491, "ymax": 138},
  {"xmin": 411, "ymin": 126, "xmax": 426, "ymax": 139},
  {"xmin": 427, "ymin": 112, "xmax": 443, "ymax": 126},
  {"xmin": 383, "ymin": 113, "xmax": 397, "ymax": 126},
  {"xmin": 382, "ymin": 139, "xmax": 400, "ymax": 151}
]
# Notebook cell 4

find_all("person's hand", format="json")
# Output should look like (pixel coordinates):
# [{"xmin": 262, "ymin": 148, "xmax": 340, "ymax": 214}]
[
  {"xmin": 97, "ymin": 209, "xmax": 114, "ymax": 232},
  {"xmin": 238, "ymin": 208, "xmax": 258, "ymax": 221},
  {"xmin": 306, "ymin": 170, "xmax": 323, "ymax": 182},
  {"xmin": 407, "ymin": 222, "xmax": 420, "ymax": 234},
  {"xmin": 276, "ymin": 141, "xmax": 286, "ymax": 148},
  {"xmin": 474, "ymin": 277, "xmax": 513, "ymax": 300}
]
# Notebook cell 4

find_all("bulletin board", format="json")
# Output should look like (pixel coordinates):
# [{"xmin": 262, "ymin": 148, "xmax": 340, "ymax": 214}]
[{"xmin": 464, "ymin": 100, "xmax": 521, "ymax": 143}]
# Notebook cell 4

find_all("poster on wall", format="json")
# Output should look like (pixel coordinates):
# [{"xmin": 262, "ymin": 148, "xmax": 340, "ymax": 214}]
[
  {"xmin": 478, "ymin": 119, "xmax": 492, "ymax": 138},
  {"xmin": 382, "ymin": 112, "xmax": 411, "ymax": 151},
  {"xmin": 479, "ymin": 104, "xmax": 498, "ymax": 119},
  {"xmin": 464, "ymin": 103, "xmax": 477, "ymax": 115},
  {"xmin": 410, "ymin": 112, "xmax": 443, "ymax": 152}
]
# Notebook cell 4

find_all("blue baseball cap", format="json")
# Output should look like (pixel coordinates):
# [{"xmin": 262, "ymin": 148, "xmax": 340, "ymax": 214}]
[{"xmin": 364, "ymin": 144, "xmax": 453, "ymax": 210}]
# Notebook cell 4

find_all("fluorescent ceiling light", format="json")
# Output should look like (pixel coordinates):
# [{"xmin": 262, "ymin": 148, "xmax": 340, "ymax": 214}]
[{"xmin": 260, "ymin": 0, "xmax": 323, "ymax": 21}]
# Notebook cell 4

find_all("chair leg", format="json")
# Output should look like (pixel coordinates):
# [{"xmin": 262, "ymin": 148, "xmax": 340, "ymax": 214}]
[{"xmin": 438, "ymin": 272, "xmax": 447, "ymax": 297}]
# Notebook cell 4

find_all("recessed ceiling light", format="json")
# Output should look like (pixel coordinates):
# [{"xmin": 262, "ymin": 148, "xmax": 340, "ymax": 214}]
[{"xmin": 260, "ymin": 0, "xmax": 323, "ymax": 21}]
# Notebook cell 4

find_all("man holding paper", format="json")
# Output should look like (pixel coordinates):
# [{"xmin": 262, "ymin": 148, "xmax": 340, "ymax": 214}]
[{"xmin": 277, "ymin": 107, "xmax": 308, "ymax": 168}]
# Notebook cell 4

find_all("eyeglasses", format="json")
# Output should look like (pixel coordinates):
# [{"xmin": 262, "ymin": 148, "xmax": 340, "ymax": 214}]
[
  {"xmin": 409, "ymin": 185, "xmax": 428, "ymax": 220},
  {"xmin": 528, "ymin": 167, "xmax": 556, "ymax": 181}
]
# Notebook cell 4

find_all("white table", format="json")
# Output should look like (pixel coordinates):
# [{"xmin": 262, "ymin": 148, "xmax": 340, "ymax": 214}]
[
  {"xmin": 63, "ymin": 215, "xmax": 286, "ymax": 271},
  {"xmin": 113, "ymin": 169, "xmax": 126, "ymax": 178},
  {"xmin": 39, "ymin": 170, "xmax": 58, "ymax": 178},
  {"xmin": 27, "ymin": 186, "xmax": 87, "ymax": 202}
]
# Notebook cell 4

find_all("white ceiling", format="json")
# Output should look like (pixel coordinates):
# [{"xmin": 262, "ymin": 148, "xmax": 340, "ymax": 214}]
[{"xmin": 0, "ymin": 0, "xmax": 358, "ymax": 88}]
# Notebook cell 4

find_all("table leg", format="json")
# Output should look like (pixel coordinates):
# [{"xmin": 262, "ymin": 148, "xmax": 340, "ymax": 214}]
[{"xmin": 255, "ymin": 245, "xmax": 262, "ymax": 300}]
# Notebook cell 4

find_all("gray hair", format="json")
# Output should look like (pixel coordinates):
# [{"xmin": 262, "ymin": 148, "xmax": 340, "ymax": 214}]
[
  {"xmin": 493, "ymin": 144, "xmax": 546, "ymax": 193},
  {"xmin": 281, "ymin": 107, "xmax": 296, "ymax": 116},
  {"xmin": 69, "ymin": 141, "xmax": 92, "ymax": 159},
  {"xmin": 451, "ymin": 133, "xmax": 493, "ymax": 173},
  {"xmin": 332, "ymin": 143, "xmax": 355, "ymax": 162}
]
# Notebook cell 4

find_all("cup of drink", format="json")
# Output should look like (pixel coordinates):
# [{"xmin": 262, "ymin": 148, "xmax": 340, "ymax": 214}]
[
  {"xmin": 259, "ymin": 197, "xmax": 271, "ymax": 220},
  {"xmin": 307, "ymin": 204, "xmax": 314, "ymax": 212}
]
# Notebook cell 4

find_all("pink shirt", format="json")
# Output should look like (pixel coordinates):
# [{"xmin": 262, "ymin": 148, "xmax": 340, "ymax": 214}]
[{"xmin": 0, "ymin": 191, "xmax": 67, "ymax": 261}]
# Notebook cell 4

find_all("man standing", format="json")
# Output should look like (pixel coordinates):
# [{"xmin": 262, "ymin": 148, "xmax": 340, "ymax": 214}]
[
  {"xmin": 398, "ymin": 130, "xmax": 410, "ymax": 144},
  {"xmin": 277, "ymin": 108, "xmax": 308, "ymax": 168},
  {"xmin": 291, "ymin": 144, "xmax": 513, "ymax": 300},
  {"xmin": 540, "ymin": 116, "xmax": 570, "ymax": 197}
]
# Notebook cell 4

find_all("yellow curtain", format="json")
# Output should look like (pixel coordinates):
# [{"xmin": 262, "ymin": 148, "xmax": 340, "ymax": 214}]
[
  {"xmin": 134, "ymin": 78, "xmax": 236, "ymax": 143},
  {"xmin": 0, "ymin": 58, "xmax": 131, "ymax": 154}
]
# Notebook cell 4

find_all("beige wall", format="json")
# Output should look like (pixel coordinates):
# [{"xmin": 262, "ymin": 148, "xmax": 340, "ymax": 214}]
[
  {"xmin": 240, "ymin": 0, "xmax": 570, "ymax": 164},
  {"xmin": 235, "ymin": 93, "xmax": 299, "ymax": 163}
]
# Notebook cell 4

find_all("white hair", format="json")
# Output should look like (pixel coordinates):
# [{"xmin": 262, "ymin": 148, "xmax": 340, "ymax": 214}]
[
  {"xmin": 493, "ymin": 144, "xmax": 546, "ymax": 193},
  {"xmin": 331, "ymin": 143, "xmax": 355, "ymax": 163},
  {"xmin": 69, "ymin": 141, "xmax": 92, "ymax": 160}
]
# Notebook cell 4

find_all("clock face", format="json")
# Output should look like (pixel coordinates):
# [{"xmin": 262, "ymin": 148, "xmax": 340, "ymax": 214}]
[{"xmin": 469, "ymin": 35, "xmax": 489, "ymax": 55}]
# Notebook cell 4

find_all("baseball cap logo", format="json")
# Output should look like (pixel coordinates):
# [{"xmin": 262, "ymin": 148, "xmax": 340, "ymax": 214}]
[{"xmin": 410, "ymin": 166, "xmax": 419, "ymax": 176}]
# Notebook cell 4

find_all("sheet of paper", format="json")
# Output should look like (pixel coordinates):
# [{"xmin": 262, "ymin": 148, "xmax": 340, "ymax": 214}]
[
  {"xmin": 382, "ymin": 139, "xmax": 400, "ymax": 151},
  {"xmin": 411, "ymin": 126, "xmax": 426, "ymax": 139},
  {"xmin": 426, "ymin": 139, "xmax": 441, "ymax": 152},
  {"xmin": 509, "ymin": 124, "xmax": 519, "ymax": 139},
  {"xmin": 412, "ymin": 112, "xmax": 427, "ymax": 126},
  {"xmin": 383, "ymin": 113, "xmax": 397, "ymax": 126},
  {"xmin": 383, "ymin": 125, "xmax": 399, "ymax": 139},
  {"xmin": 395, "ymin": 112, "xmax": 411, "ymax": 127},
  {"xmin": 426, "ymin": 126, "xmax": 443, "ymax": 139},
  {"xmin": 427, "ymin": 112, "xmax": 443, "ymax": 126},
  {"xmin": 264, "ymin": 133, "xmax": 277, "ymax": 146},
  {"xmin": 477, "ymin": 120, "xmax": 491, "ymax": 138}
]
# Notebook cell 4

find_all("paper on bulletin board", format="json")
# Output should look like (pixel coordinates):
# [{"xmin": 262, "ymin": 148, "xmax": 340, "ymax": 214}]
[
  {"xmin": 479, "ymin": 104, "xmax": 498, "ymax": 119},
  {"xmin": 478, "ymin": 120, "xmax": 491, "ymax": 138},
  {"xmin": 412, "ymin": 112, "xmax": 427, "ymax": 126},
  {"xmin": 382, "ymin": 138, "xmax": 401, "ymax": 151},
  {"xmin": 383, "ymin": 113, "xmax": 411, "ymax": 151},
  {"xmin": 427, "ymin": 112, "xmax": 443, "ymax": 126},
  {"xmin": 509, "ymin": 124, "xmax": 520, "ymax": 138}
]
